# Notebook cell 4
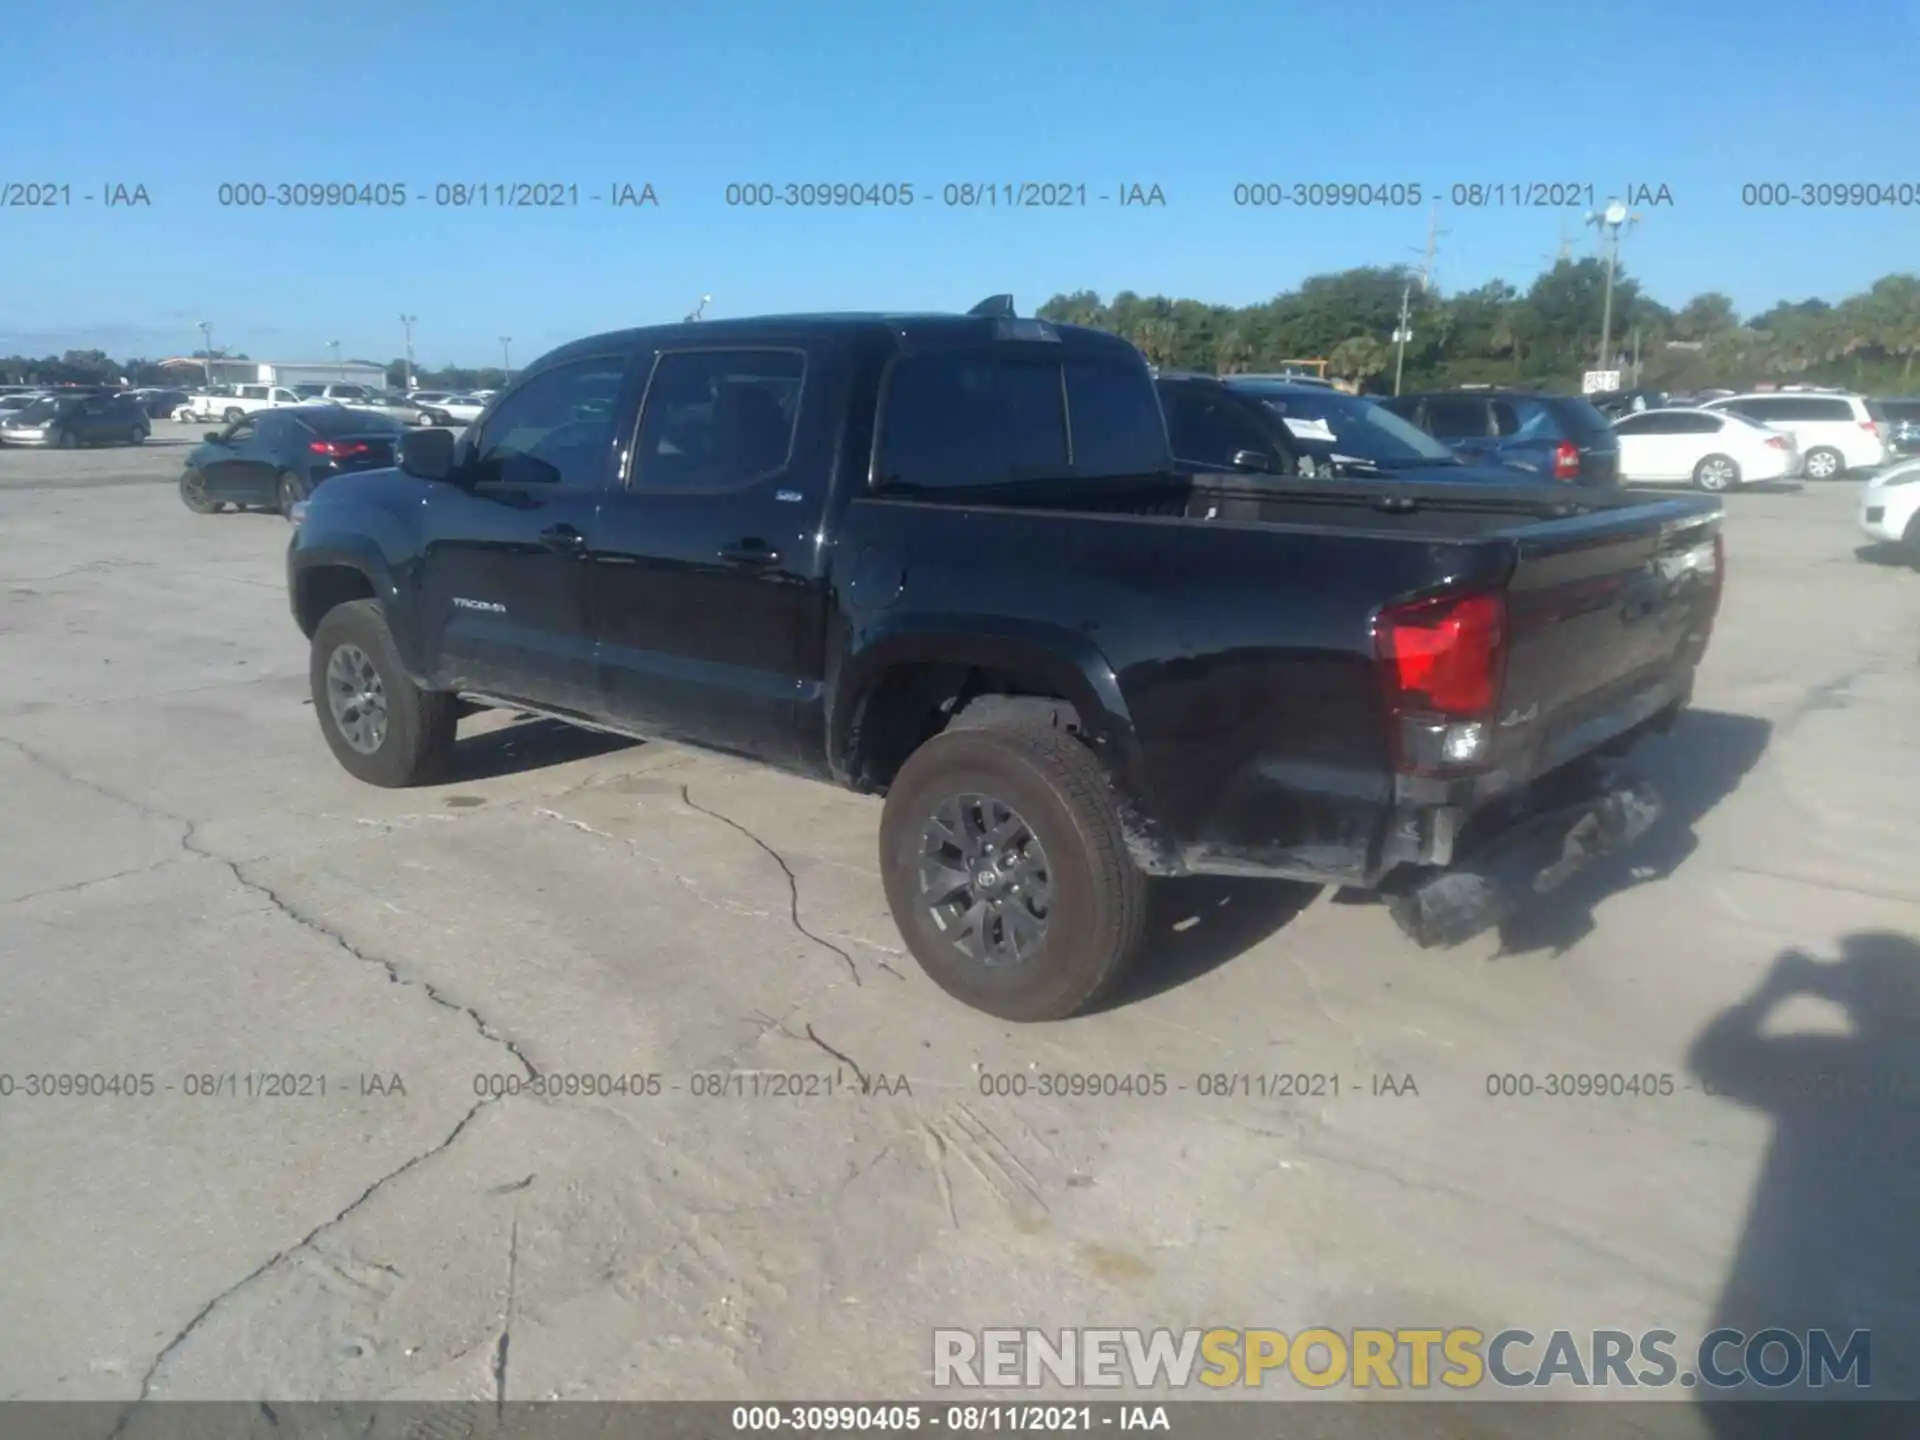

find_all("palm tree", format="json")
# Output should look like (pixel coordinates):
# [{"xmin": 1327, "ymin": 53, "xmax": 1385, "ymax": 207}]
[
  {"xmin": 1214, "ymin": 328, "xmax": 1254, "ymax": 375},
  {"xmin": 1328, "ymin": 335, "xmax": 1390, "ymax": 390}
]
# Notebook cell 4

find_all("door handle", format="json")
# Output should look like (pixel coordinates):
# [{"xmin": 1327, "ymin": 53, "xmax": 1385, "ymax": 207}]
[
  {"xmin": 538, "ymin": 524, "xmax": 586, "ymax": 555},
  {"xmin": 718, "ymin": 540, "xmax": 780, "ymax": 568}
]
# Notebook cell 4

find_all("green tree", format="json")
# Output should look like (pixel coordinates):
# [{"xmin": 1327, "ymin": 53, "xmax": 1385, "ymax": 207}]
[{"xmin": 1673, "ymin": 292, "xmax": 1738, "ymax": 341}]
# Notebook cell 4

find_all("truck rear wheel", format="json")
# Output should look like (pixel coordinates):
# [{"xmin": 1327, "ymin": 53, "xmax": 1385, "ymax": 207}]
[
  {"xmin": 879, "ymin": 718, "xmax": 1147, "ymax": 1022},
  {"xmin": 309, "ymin": 599, "xmax": 458, "ymax": 787}
]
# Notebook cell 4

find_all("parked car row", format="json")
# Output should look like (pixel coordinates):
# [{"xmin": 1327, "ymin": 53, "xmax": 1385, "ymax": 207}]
[{"xmin": 0, "ymin": 389, "xmax": 151, "ymax": 447}]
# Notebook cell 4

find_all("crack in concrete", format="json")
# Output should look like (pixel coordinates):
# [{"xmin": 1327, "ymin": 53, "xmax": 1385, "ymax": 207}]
[
  {"xmin": 108, "ymin": 1098, "xmax": 494, "ymax": 1430},
  {"xmin": 206, "ymin": 831, "xmax": 541, "ymax": 1083},
  {"xmin": 678, "ymin": 785, "xmax": 901, "ymax": 984},
  {"xmin": 803, "ymin": 1023, "xmax": 868, "ymax": 1090},
  {"xmin": 0, "ymin": 733, "xmax": 540, "ymax": 1083},
  {"xmin": 493, "ymin": 1215, "xmax": 520, "ymax": 1418},
  {"xmin": 3, "ymin": 855, "xmax": 190, "ymax": 909}
]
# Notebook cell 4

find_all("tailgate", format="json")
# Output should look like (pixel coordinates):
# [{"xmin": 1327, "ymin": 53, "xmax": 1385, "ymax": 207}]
[{"xmin": 1488, "ymin": 499, "xmax": 1720, "ymax": 784}]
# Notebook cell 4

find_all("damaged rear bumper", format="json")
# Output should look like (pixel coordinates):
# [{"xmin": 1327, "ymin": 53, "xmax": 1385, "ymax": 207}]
[{"xmin": 1381, "ymin": 769, "xmax": 1664, "ymax": 948}]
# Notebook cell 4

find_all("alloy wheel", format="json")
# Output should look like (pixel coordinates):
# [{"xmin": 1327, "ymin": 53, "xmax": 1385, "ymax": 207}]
[
  {"xmin": 916, "ymin": 793, "xmax": 1054, "ymax": 966},
  {"xmin": 325, "ymin": 643, "xmax": 389, "ymax": 755}
]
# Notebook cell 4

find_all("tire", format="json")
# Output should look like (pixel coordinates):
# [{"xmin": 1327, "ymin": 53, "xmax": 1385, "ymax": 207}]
[
  {"xmin": 54, "ymin": 428, "xmax": 76, "ymax": 450},
  {"xmin": 310, "ymin": 599, "xmax": 458, "ymax": 788},
  {"xmin": 1692, "ymin": 454, "xmax": 1739, "ymax": 492},
  {"xmin": 223, "ymin": 407, "xmax": 244, "ymax": 424},
  {"xmin": 178, "ymin": 469, "xmax": 219, "ymax": 514},
  {"xmin": 1803, "ymin": 446, "xmax": 1843, "ymax": 481},
  {"xmin": 276, "ymin": 470, "xmax": 305, "ymax": 518},
  {"xmin": 127, "ymin": 426, "xmax": 146, "ymax": 446},
  {"xmin": 879, "ymin": 717, "xmax": 1148, "ymax": 1022}
]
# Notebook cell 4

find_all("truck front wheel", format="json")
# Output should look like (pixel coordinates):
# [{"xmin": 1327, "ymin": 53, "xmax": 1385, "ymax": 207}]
[
  {"xmin": 880, "ymin": 720, "xmax": 1148, "ymax": 1021},
  {"xmin": 309, "ymin": 599, "xmax": 458, "ymax": 787}
]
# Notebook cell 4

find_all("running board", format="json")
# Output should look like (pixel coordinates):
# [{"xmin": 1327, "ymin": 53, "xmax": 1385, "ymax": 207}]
[{"xmin": 457, "ymin": 693, "xmax": 646, "ymax": 742}]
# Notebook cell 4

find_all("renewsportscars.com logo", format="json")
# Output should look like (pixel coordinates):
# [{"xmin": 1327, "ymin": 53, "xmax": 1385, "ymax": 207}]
[{"xmin": 932, "ymin": 1327, "xmax": 1872, "ymax": 1392}]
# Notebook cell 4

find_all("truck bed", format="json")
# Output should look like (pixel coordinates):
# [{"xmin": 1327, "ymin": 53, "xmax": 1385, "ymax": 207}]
[{"xmin": 838, "ymin": 474, "xmax": 1722, "ymax": 887}]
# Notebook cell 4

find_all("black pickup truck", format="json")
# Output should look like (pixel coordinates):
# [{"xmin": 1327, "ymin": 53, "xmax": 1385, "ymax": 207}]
[{"xmin": 287, "ymin": 298, "xmax": 1726, "ymax": 1021}]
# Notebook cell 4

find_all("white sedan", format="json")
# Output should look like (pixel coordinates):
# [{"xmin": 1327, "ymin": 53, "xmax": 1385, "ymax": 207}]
[
  {"xmin": 1611, "ymin": 407, "xmax": 1802, "ymax": 492},
  {"xmin": 417, "ymin": 394, "xmax": 487, "ymax": 424},
  {"xmin": 1858, "ymin": 458, "xmax": 1920, "ymax": 566}
]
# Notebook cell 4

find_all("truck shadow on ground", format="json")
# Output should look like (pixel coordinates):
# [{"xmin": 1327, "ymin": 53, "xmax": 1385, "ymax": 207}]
[
  {"xmin": 445, "ymin": 714, "xmax": 639, "ymax": 782},
  {"xmin": 1688, "ymin": 929, "xmax": 1920, "ymax": 1432},
  {"xmin": 1852, "ymin": 541, "xmax": 1917, "ymax": 570},
  {"xmin": 1490, "ymin": 707, "xmax": 1773, "ymax": 957},
  {"xmin": 1095, "ymin": 874, "xmax": 1321, "ymax": 1011}
]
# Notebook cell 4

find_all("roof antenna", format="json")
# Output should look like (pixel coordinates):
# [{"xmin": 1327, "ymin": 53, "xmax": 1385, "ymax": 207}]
[{"xmin": 967, "ymin": 294, "xmax": 1016, "ymax": 318}]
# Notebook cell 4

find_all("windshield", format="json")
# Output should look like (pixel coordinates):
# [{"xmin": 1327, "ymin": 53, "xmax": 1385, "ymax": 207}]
[{"xmin": 1235, "ymin": 385, "xmax": 1459, "ymax": 466}]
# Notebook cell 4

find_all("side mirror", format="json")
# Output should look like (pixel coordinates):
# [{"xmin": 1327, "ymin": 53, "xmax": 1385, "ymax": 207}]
[
  {"xmin": 1230, "ymin": 449, "xmax": 1271, "ymax": 473},
  {"xmin": 399, "ymin": 426, "xmax": 458, "ymax": 481},
  {"xmin": 204, "ymin": 431, "xmax": 224, "ymax": 444}
]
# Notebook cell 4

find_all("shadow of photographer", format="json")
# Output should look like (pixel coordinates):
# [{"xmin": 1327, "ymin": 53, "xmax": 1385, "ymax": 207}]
[{"xmin": 1687, "ymin": 931, "xmax": 1920, "ymax": 1435}]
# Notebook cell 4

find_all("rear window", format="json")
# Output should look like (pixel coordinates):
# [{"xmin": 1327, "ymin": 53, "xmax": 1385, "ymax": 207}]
[
  {"xmin": 1544, "ymin": 396, "xmax": 1616, "ymax": 437},
  {"xmin": 308, "ymin": 406, "xmax": 403, "ymax": 436},
  {"xmin": 1878, "ymin": 399, "xmax": 1920, "ymax": 421},
  {"xmin": 876, "ymin": 349, "xmax": 1071, "ymax": 490},
  {"xmin": 1063, "ymin": 356, "xmax": 1170, "ymax": 475},
  {"xmin": 1758, "ymin": 396, "xmax": 1851, "ymax": 422},
  {"xmin": 1864, "ymin": 398, "xmax": 1891, "ymax": 423}
]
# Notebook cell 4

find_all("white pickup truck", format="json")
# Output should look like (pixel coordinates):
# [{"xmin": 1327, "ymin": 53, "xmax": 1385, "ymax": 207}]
[{"xmin": 173, "ymin": 384, "xmax": 304, "ymax": 423}]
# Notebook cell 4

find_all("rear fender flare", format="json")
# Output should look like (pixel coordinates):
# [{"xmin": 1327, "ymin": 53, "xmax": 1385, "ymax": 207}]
[{"xmin": 833, "ymin": 615, "xmax": 1163, "ymax": 837}]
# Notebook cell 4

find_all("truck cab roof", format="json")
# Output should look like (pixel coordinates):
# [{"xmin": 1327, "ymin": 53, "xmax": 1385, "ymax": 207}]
[{"xmin": 535, "ymin": 308, "xmax": 1143, "ymax": 373}]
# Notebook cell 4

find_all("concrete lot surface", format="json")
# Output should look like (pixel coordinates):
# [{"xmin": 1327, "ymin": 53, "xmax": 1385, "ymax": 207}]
[{"xmin": 2, "ymin": 427, "xmax": 1918, "ymax": 1423}]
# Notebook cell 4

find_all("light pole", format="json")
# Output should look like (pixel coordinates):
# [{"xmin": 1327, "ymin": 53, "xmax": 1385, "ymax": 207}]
[
  {"xmin": 500, "ymin": 336, "xmax": 512, "ymax": 381},
  {"xmin": 197, "ymin": 321, "xmax": 213, "ymax": 387},
  {"xmin": 328, "ymin": 339, "xmax": 342, "ymax": 380},
  {"xmin": 1588, "ymin": 199, "xmax": 1638, "ymax": 371},
  {"xmin": 400, "ymin": 314, "xmax": 417, "ymax": 390},
  {"xmin": 684, "ymin": 294, "xmax": 711, "ymax": 322}
]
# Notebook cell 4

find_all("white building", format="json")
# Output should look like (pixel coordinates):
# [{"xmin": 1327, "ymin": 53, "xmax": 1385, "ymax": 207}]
[{"xmin": 159, "ymin": 357, "xmax": 390, "ymax": 390}]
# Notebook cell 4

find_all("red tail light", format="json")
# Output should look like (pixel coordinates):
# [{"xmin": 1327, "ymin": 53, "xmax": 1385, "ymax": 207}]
[
  {"xmin": 1374, "ymin": 590, "xmax": 1509, "ymax": 774},
  {"xmin": 1376, "ymin": 591, "xmax": 1507, "ymax": 715},
  {"xmin": 1552, "ymin": 440, "xmax": 1581, "ymax": 480},
  {"xmin": 1861, "ymin": 420, "xmax": 1879, "ymax": 434},
  {"xmin": 309, "ymin": 439, "xmax": 371, "ymax": 457},
  {"xmin": 1765, "ymin": 436, "xmax": 1789, "ymax": 450}
]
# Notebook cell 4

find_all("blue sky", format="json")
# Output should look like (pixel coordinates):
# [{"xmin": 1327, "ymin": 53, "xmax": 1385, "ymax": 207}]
[{"xmin": 4, "ymin": 0, "xmax": 1917, "ymax": 368}]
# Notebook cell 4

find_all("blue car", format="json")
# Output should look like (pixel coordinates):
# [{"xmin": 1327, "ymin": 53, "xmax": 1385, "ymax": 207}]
[
  {"xmin": 1154, "ymin": 373, "xmax": 1570, "ymax": 486},
  {"xmin": 1378, "ymin": 387, "xmax": 1622, "ymax": 487}
]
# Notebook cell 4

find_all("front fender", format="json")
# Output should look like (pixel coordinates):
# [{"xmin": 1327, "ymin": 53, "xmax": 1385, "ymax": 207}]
[{"xmin": 288, "ymin": 524, "xmax": 423, "ymax": 674}]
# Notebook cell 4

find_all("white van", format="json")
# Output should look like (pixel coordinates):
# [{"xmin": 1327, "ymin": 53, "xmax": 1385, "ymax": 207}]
[{"xmin": 1701, "ymin": 391, "xmax": 1890, "ymax": 479}]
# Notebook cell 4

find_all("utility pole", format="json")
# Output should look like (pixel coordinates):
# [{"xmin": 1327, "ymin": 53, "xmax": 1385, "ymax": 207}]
[
  {"xmin": 197, "ymin": 321, "xmax": 213, "ymax": 387},
  {"xmin": 1418, "ymin": 204, "xmax": 1446, "ymax": 292},
  {"xmin": 1392, "ymin": 280, "xmax": 1414, "ymax": 396},
  {"xmin": 500, "ymin": 336, "xmax": 513, "ymax": 380},
  {"xmin": 400, "ymin": 314, "xmax": 417, "ymax": 390}
]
